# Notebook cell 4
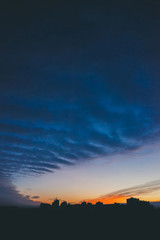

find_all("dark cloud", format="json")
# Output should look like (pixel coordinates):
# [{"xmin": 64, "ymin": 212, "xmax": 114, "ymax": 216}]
[
  {"xmin": 32, "ymin": 196, "xmax": 40, "ymax": 199},
  {"xmin": 0, "ymin": 0, "xmax": 160, "ymax": 179},
  {"xmin": 0, "ymin": 176, "xmax": 38, "ymax": 206}
]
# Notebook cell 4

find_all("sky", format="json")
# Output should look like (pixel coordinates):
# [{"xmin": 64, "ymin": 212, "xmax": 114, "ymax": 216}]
[{"xmin": 0, "ymin": 0, "xmax": 160, "ymax": 206}]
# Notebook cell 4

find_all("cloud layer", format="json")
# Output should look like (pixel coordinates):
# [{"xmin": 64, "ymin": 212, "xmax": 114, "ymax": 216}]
[
  {"xmin": 0, "ymin": 176, "xmax": 38, "ymax": 206},
  {"xmin": 0, "ymin": 0, "xmax": 160, "ymax": 179}
]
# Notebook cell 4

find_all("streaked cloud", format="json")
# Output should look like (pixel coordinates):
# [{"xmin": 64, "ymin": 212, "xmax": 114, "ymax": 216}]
[
  {"xmin": 0, "ymin": 1, "xmax": 160, "ymax": 182},
  {"xmin": 88, "ymin": 180, "xmax": 160, "ymax": 204}
]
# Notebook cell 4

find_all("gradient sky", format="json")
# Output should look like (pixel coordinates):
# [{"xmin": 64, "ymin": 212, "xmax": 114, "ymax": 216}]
[{"xmin": 0, "ymin": 0, "xmax": 160, "ymax": 206}]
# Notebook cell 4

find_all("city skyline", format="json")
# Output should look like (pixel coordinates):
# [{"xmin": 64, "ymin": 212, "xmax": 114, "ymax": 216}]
[{"xmin": 1, "ymin": 0, "xmax": 160, "ymax": 206}]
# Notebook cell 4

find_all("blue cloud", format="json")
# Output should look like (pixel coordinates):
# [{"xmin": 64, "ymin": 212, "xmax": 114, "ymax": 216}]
[{"xmin": 0, "ymin": 0, "xmax": 160, "ymax": 180}]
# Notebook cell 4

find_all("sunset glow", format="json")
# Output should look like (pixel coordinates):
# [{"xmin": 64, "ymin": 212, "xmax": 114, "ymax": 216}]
[{"xmin": 0, "ymin": 0, "xmax": 160, "ymax": 207}]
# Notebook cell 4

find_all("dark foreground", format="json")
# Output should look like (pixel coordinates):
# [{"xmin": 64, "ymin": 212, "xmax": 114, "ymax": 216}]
[{"xmin": 0, "ymin": 205, "xmax": 160, "ymax": 238}]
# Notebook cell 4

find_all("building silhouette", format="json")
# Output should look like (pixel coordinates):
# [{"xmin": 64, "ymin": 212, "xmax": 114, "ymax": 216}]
[
  {"xmin": 61, "ymin": 201, "xmax": 67, "ymax": 208},
  {"xmin": 127, "ymin": 197, "xmax": 152, "ymax": 208},
  {"xmin": 40, "ymin": 203, "xmax": 51, "ymax": 208},
  {"xmin": 52, "ymin": 199, "xmax": 60, "ymax": 208}
]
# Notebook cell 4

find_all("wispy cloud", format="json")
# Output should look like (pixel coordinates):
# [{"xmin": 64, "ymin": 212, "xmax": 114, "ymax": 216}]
[
  {"xmin": 88, "ymin": 180, "xmax": 160, "ymax": 204},
  {"xmin": 0, "ymin": 97, "xmax": 158, "ymax": 178}
]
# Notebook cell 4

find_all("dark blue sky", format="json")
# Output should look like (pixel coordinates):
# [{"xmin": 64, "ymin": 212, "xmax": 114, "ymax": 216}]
[{"xmin": 0, "ymin": 0, "xmax": 160, "ymax": 205}]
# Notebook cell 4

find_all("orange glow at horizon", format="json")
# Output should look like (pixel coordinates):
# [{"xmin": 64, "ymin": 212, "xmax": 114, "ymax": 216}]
[
  {"xmin": 87, "ymin": 195, "xmax": 160, "ymax": 205},
  {"xmin": 31, "ymin": 194, "xmax": 160, "ymax": 205},
  {"xmin": 86, "ymin": 195, "xmax": 127, "ymax": 204}
]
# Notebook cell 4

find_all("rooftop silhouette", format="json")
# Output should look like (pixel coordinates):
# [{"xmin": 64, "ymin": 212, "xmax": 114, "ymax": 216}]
[
  {"xmin": 0, "ymin": 197, "xmax": 159, "ymax": 239},
  {"xmin": 39, "ymin": 197, "xmax": 153, "ymax": 210}
]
